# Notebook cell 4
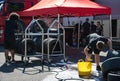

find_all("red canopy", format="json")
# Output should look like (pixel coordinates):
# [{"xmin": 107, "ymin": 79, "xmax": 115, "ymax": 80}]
[{"xmin": 19, "ymin": 0, "xmax": 111, "ymax": 17}]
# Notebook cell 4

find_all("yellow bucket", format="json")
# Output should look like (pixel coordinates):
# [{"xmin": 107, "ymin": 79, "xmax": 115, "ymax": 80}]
[{"xmin": 77, "ymin": 59, "xmax": 92, "ymax": 76}]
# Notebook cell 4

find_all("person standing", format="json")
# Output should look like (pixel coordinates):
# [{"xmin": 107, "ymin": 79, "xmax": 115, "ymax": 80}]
[
  {"xmin": 4, "ymin": 12, "xmax": 19, "ymax": 63},
  {"xmin": 90, "ymin": 21, "xmax": 97, "ymax": 33},
  {"xmin": 82, "ymin": 18, "xmax": 90, "ymax": 38},
  {"xmin": 81, "ymin": 18, "xmax": 91, "ymax": 47},
  {"xmin": 96, "ymin": 21, "xmax": 103, "ymax": 35},
  {"xmin": 84, "ymin": 33, "xmax": 112, "ymax": 71}
]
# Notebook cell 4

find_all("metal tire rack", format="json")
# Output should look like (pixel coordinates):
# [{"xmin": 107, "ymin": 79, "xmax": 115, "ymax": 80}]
[
  {"xmin": 24, "ymin": 19, "xmax": 44, "ymax": 63},
  {"xmin": 15, "ymin": 18, "xmax": 66, "ymax": 72},
  {"xmin": 44, "ymin": 19, "xmax": 66, "ymax": 63},
  {"xmin": 15, "ymin": 19, "xmax": 45, "ymax": 72}
]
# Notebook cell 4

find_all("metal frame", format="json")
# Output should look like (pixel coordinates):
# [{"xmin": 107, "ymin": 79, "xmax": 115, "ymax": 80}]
[
  {"xmin": 45, "ymin": 17, "xmax": 66, "ymax": 62},
  {"xmin": 24, "ymin": 19, "xmax": 44, "ymax": 62},
  {"xmin": 15, "ymin": 15, "xmax": 66, "ymax": 72},
  {"xmin": 15, "ymin": 19, "xmax": 44, "ymax": 63},
  {"xmin": 16, "ymin": 17, "xmax": 65, "ymax": 60}
]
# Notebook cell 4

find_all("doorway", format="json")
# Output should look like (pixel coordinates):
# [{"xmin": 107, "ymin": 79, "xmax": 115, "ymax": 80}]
[{"xmin": 112, "ymin": 19, "xmax": 117, "ymax": 37}]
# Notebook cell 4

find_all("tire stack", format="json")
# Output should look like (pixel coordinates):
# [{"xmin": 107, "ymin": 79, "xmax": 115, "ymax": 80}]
[
  {"xmin": 15, "ymin": 38, "xmax": 23, "ymax": 54},
  {"xmin": 30, "ymin": 19, "xmax": 48, "ymax": 33},
  {"xmin": 15, "ymin": 19, "xmax": 64, "ymax": 56},
  {"xmin": 43, "ymin": 28, "xmax": 63, "ymax": 54},
  {"xmin": 29, "ymin": 19, "xmax": 48, "ymax": 53},
  {"xmin": 15, "ymin": 19, "xmax": 26, "ymax": 54},
  {"xmin": 20, "ymin": 38, "xmax": 35, "ymax": 55},
  {"xmin": 33, "ymin": 36, "xmax": 42, "ymax": 52},
  {"xmin": 30, "ymin": 19, "xmax": 63, "ymax": 54},
  {"xmin": 33, "ymin": 28, "xmax": 63, "ymax": 54},
  {"xmin": 15, "ymin": 38, "xmax": 35, "ymax": 55},
  {"xmin": 43, "ymin": 38, "xmax": 62, "ymax": 54}
]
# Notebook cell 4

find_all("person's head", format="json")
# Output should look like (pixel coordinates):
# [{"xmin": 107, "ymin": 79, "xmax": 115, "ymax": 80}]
[
  {"xmin": 91, "ymin": 21, "xmax": 94, "ymax": 24},
  {"xmin": 96, "ymin": 41, "xmax": 105, "ymax": 50},
  {"xmin": 97, "ymin": 21, "xmax": 101, "ymax": 26},
  {"xmin": 9, "ymin": 12, "xmax": 20, "ymax": 20},
  {"xmin": 86, "ymin": 18, "xmax": 89, "ymax": 22}
]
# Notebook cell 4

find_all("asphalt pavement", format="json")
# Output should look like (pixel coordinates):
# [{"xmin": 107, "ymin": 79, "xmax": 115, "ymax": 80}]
[{"xmin": 0, "ymin": 45, "xmax": 105, "ymax": 81}]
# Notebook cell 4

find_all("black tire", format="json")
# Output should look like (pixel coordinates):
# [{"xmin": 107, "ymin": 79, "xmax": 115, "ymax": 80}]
[
  {"xmin": 48, "ymin": 28, "xmax": 63, "ymax": 39},
  {"xmin": 15, "ymin": 38, "xmax": 23, "ymax": 53},
  {"xmin": 16, "ymin": 19, "xmax": 26, "ymax": 33},
  {"xmin": 20, "ymin": 38, "xmax": 35, "ymax": 55},
  {"xmin": 101, "ymin": 57, "xmax": 120, "ymax": 79},
  {"xmin": 33, "ymin": 36, "xmax": 42, "ymax": 52},
  {"xmin": 107, "ymin": 71, "xmax": 120, "ymax": 81},
  {"xmin": 43, "ymin": 38, "xmax": 63, "ymax": 54},
  {"xmin": 30, "ymin": 19, "xmax": 48, "ymax": 33}
]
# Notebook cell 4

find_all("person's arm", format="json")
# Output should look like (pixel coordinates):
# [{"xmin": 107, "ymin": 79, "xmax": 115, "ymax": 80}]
[
  {"xmin": 84, "ymin": 46, "xmax": 90, "ymax": 56},
  {"xmin": 84, "ymin": 46, "xmax": 92, "ymax": 61}
]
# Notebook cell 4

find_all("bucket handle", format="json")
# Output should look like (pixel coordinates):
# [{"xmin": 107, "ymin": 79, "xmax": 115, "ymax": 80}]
[{"xmin": 78, "ymin": 59, "xmax": 84, "ymax": 62}]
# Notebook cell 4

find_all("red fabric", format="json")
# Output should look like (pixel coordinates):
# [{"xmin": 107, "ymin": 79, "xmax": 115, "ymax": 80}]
[
  {"xmin": 18, "ymin": 0, "xmax": 111, "ymax": 17},
  {"xmin": 24, "ymin": 2, "xmax": 32, "ymax": 9}
]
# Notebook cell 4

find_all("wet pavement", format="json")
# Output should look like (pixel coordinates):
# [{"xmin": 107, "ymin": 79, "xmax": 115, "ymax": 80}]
[{"xmin": 0, "ymin": 45, "xmax": 106, "ymax": 81}]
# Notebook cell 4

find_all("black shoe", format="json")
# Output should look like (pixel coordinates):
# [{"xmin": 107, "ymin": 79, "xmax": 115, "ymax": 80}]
[
  {"xmin": 8, "ymin": 56, "xmax": 11, "ymax": 61},
  {"xmin": 5, "ymin": 60, "xmax": 10, "ymax": 65},
  {"xmin": 96, "ymin": 65, "xmax": 101, "ymax": 71}
]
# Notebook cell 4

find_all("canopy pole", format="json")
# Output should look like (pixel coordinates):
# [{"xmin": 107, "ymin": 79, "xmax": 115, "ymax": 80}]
[
  {"xmin": 57, "ymin": 14, "xmax": 60, "ymax": 44},
  {"xmin": 77, "ymin": 17, "xmax": 81, "ymax": 48},
  {"xmin": 109, "ymin": 15, "xmax": 112, "ymax": 49},
  {"xmin": 58, "ymin": 14, "xmax": 60, "ymax": 29},
  {"xmin": 109, "ymin": 15, "xmax": 112, "ymax": 39}
]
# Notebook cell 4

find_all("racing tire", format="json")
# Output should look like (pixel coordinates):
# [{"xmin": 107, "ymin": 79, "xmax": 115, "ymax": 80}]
[
  {"xmin": 107, "ymin": 71, "xmax": 120, "ymax": 81},
  {"xmin": 101, "ymin": 57, "xmax": 120, "ymax": 79},
  {"xmin": 20, "ymin": 38, "xmax": 35, "ymax": 55},
  {"xmin": 43, "ymin": 38, "xmax": 63, "ymax": 54},
  {"xmin": 33, "ymin": 36, "xmax": 42, "ymax": 52},
  {"xmin": 15, "ymin": 38, "xmax": 23, "ymax": 53}
]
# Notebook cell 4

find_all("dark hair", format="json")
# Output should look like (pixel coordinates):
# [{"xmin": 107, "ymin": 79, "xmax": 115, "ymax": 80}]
[
  {"xmin": 86, "ymin": 18, "xmax": 89, "ymax": 21},
  {"xmin": 91, "ymin": 21, "xmax": 94, "ymax": 24},
  {"xmin": 97, "ymin": 21, "xmax": 100, "ymax": 24},
  {"xmin": 97, "ymin": 41, "xmax": 105, "ymax": 50},
  {"xmin": 9, "ymin": 12, "xmax": 20, "ymax": 20}
]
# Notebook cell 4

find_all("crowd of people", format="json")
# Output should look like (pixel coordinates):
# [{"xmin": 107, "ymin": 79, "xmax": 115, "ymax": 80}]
[{"xmin": 72, "ymin": 18, "xmax": 104, "ymax": 47}]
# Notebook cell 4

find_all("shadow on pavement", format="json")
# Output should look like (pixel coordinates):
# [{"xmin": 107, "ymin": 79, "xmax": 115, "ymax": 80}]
[
  {"xmin": 0, "ymin": 63, "xmax": 15, "ymax": 73},
  {"xmin": 0, "ymin": 60, "xmax": 44, "ymax": 73}
]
